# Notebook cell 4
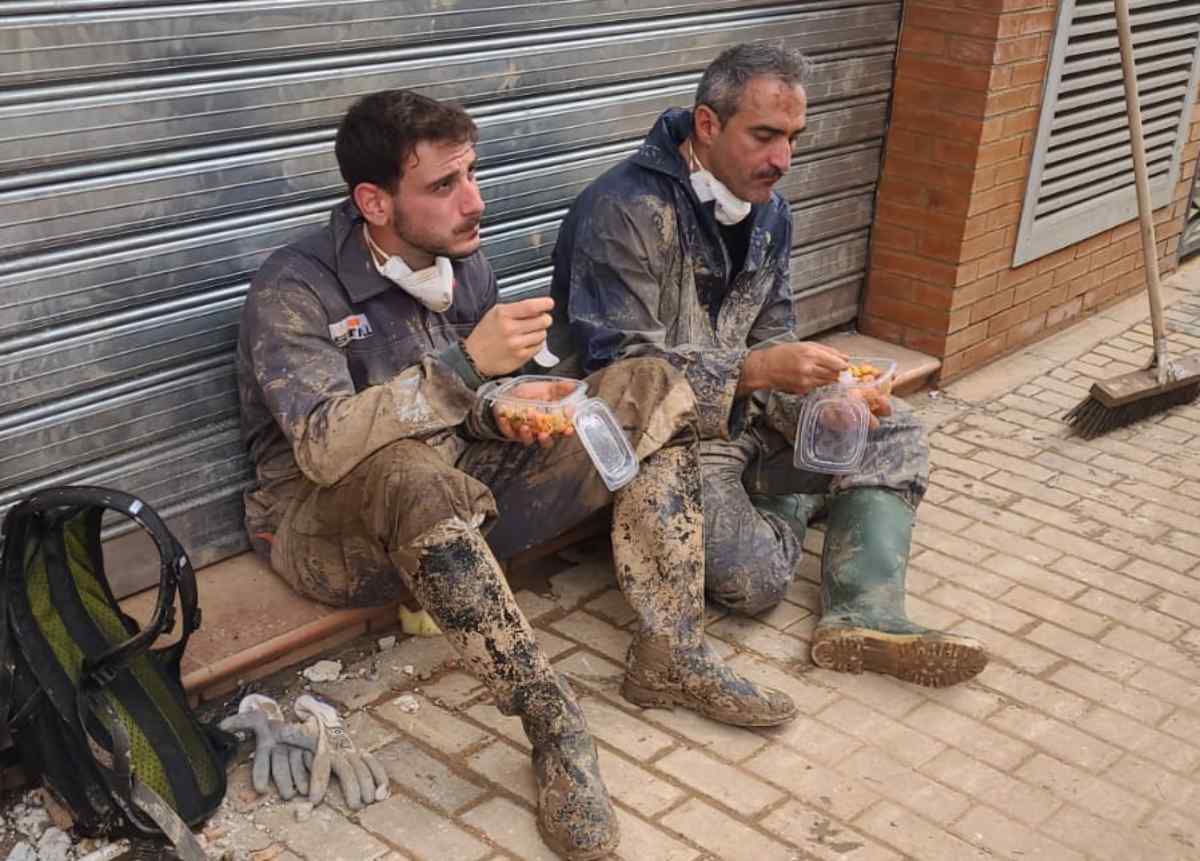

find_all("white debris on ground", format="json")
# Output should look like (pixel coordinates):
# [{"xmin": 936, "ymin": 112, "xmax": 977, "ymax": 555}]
[
  {"xmin": 298, "ymin": 659, "xmax": 341, "ymax": 683},
  {"xmin": 390, "ymin": 693, "xmax": 420, "ymax": 714},
  {"xmin": 0, "ymin": 790, "xmax": 128, "ymax": 861}
]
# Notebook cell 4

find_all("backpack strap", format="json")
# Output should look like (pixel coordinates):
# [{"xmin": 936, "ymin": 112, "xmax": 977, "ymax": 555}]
[
  {"xmin": 19, "ymin": 486, "xmax": 209, "ymax": 861},
  {"xmin": 0, "ymin": 500, "xmax": 33, "ymax": 738},
  {"xmin": 13, "ymin": 487, "xmax": 200, "ymax": 686},
  {"xmin": 80, "ymin": 691, "xmax": 208, "ymax": 861}
]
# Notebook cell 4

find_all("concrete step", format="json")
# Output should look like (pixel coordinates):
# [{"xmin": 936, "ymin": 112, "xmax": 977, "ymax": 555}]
[{"xmin": 121, "ymin": 554, "xmax": 398, "ymax": 703}]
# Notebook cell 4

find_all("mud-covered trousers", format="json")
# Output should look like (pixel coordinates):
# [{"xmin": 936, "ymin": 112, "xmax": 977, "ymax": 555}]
[
  {"xmin": 705, "ymin": 400, "xmax": 929, "ymax": 616},
  {"xmin": 255, "ymin": 358, "xmax": 699, "ymax": 608}
]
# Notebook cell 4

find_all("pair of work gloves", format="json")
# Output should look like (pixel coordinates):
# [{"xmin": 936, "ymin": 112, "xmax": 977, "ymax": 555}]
[{"xmin": 219, "ymin": 694, "xmax": 389, "ymax": 809}]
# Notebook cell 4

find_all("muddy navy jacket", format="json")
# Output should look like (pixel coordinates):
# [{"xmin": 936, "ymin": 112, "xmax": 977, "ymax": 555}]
[
  {"xmin": 237, "ymin": 200, "xmax": 497, "ymax": 533},
  {"xmin": 549, "ymin": 108, "xmax": 796, "ymax": 440}
]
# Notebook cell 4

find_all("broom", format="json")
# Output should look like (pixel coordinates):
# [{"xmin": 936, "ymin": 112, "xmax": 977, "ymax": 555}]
[{"xmin": 1063, "ymin": 0, "xmax": 1200, "ymax": 439}]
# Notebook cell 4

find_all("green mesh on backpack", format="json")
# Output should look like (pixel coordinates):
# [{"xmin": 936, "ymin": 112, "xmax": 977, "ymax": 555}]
[{"xmin": 1, "ymin": 487, "xmax": 232, "ymax": 842}]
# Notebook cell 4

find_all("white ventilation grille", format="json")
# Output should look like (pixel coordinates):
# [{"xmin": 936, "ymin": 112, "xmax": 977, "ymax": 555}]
[{"xmin": 1013, "ymin": 0, "xmax": 1200, "ymax": 266}]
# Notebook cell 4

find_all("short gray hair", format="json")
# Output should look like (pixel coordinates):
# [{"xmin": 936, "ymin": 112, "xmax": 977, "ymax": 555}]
[{"xmin": 695, "ymin": 43, "xmax": 813, "ymax": 122}]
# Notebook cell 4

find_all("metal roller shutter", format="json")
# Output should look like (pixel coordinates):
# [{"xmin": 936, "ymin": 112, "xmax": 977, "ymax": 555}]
[
  {"xmin": 1012, "ymin": 0, "xmax": 1200, "ymax": 266},
  {"xmin": 0, "ymin": 0, "xmax": 900, "ymax": 596}
]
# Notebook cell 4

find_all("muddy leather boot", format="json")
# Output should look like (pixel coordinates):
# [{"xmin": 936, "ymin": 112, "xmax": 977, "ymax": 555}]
[
  {"xmin": 400, "ymin": 520, "xmax": 618, "ymax": 860},
  {"xmin": 612, "ymin": 447, "xmax": 797, "ymax": 727},
  {"xmin": 812, "ymin": 489, "xmax": 988, "ymax": 687}
]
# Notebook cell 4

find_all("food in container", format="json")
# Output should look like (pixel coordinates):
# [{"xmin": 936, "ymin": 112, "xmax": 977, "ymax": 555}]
[
  {"xmin": 794, "ymin": 357, "xmax": 897, "ymax": 474},
  {"xmin": 482, "ymin": 375, "xmax": 639, "ymax": 491}
]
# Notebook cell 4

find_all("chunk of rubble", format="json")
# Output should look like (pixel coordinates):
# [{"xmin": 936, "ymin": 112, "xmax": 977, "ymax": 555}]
[
  {"xmin": 300, "ymin": 660, "xmax": 342, "ymax": 683},
  {"xmin": 311, "ymin": 676, "xmax": 387, "ymax": 711},
  {"xmin": 377, "ymin": 635, "xmax": 397, "ymax": 651},
  {"xmin": 391, "ymin": 694, "xmax": 421, "ymax": 714},
  {"xmin": 37, "ymin": 826, "xmax": 72, "ymax": 861},
  {"xmin": 11, "ymin": 801, "xmax": 50, "ymax": 841},
  {"xmin": 78, "ymin": 843, "xmax": 132, "ymax": 861}
]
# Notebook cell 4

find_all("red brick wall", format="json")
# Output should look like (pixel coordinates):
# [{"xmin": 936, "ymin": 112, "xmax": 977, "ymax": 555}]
[{"xmin": 863, "ymin": 0, "xmax": 1200, "ymax": 381}]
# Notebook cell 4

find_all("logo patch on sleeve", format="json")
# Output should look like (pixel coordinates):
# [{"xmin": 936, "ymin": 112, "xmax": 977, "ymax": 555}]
[{"xmin": 329, "ymin": 314, "xmax": 374, "ymax": 346}]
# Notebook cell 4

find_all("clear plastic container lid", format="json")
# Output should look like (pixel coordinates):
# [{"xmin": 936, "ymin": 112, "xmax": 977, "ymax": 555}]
[
  {"xmin": 572, "ymin": 399, "xmax": 639, "ymax": 491},
  {"xmin": 482, "ymin": 375, "xmax": 639, "ymax": 492},
  {"xmin": 794, "ymin": 357, "xmax": 897, "ymax": 474}
]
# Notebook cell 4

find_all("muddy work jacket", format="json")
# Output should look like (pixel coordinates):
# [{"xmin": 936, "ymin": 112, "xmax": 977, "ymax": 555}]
[
  {"xmin": 549, "ymin": 107, "xmax": 797, "ymax": 441},
  {"xmin": 237, "ymin": 200, "xmax": 497, "ymax": 536}
]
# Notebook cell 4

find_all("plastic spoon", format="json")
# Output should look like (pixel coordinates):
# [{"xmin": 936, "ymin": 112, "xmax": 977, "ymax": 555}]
[{"xmin": 533, "ymin": 342, "xmax": 559, "ymax": 368}]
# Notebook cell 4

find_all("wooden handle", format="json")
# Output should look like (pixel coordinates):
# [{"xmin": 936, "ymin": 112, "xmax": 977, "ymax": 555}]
[{"xmin": 1114, "ymin": 0, "xmax": 1168, "ymax": 344}]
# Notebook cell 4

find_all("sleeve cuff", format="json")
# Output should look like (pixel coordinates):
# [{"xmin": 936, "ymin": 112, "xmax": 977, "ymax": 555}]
[
  {"xmin": 687, "ymin": 347, "xmax": 750, "ymax": 441},
  {"xmin": 436, "ymin": 341, "xmax": 487, "ymax": 391}
]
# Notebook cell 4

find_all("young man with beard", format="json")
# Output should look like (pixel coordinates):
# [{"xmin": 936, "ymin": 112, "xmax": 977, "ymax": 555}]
[
  {"xmin": 549, "ymin": 45, "xmax": 988, "ymax": 688},
  {"xmin": 237, "ymin": 89, "xmax": 796, "ymax": 860}
]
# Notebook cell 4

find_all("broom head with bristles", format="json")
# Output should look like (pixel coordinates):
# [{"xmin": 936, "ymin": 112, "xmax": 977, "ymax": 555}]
[{"xmin": 1065, "ymin": 353, "xmax": 1200, "ymax": 439}]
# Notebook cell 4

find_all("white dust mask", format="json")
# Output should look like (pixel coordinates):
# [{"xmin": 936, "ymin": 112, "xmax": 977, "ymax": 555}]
[
  {"xmin": 687, "ymin": 139, "xmax": 752, "ymax": 226},
  {"xmin": 363, "ymin": 225, "xmax": 454, "ymax": 313}
]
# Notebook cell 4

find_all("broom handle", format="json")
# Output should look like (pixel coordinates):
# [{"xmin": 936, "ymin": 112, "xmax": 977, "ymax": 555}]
[{"xmin": 1114, "ymin": 0, "xmax": 1171, "ymax": 377}]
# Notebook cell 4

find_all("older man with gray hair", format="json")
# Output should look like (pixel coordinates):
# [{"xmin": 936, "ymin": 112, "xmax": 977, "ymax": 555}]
[{"xmin": 549, "ymin": 43, "xmax": 988, "ymax": 688}]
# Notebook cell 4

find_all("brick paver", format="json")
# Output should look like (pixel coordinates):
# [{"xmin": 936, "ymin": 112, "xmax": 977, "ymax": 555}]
[{"xmin": 117, "ymin": 266, "xmax": 1200, "ymax": 861}]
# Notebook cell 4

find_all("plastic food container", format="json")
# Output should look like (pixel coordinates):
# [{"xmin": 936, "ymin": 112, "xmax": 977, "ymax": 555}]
[
  {"xmin": 483, "ymin": 375, "xmax": 639, "ymax": 491},
  {"xmin": 794, "ymin": 357, "xmax": 896, "ymax": 474}
]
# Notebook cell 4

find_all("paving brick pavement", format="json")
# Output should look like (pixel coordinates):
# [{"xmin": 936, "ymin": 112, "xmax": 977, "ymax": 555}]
[{"xmin": 12, "ymin": 264, "xmax": 1200, "ymax": 861}]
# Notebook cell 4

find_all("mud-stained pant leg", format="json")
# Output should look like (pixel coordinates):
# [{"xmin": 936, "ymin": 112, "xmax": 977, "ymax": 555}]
[
  {"xmin": 826, "ymin": 398, "xmax": 929, "ymax": 505},
  {"xmin": 610, "ymin": 442, "xmax": 707, "ymax": 648},
  {"xmin": 702, "ymin": 428, "xmax": 811, "ymax": 616},
  {"xmin": 458, "ymin": 357, "xmax": 698, "ymax": 560},
  {"xmin": 400, "ymin": 519, "xmax": 559, "ymax": 716},
  {"xmin": 704, "ymin": 399, "xmax": 927, "ymax": 616},
  {"xmin": 270, "ymin": 439, "xmax": 497, "ymax": 607},
  {"xmin": 746, "ymin": 398, "xmax": 927, "ymax": 503}
]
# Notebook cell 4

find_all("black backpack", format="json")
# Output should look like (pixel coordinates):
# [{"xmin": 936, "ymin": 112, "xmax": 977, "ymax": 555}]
[{"xmin": 0, "ymin": 487, "xmax": 233, "ymax": 860}]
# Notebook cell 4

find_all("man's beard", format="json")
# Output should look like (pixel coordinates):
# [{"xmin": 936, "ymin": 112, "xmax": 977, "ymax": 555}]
[{"xmin": 391, "ymin": 205, "xmax": 481, "ymax": 261}]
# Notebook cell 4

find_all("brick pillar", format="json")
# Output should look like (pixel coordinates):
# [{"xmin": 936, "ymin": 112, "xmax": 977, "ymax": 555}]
[{"xmin": 863, "ymin": 0, "xmax": 1200, "ymax": 381}]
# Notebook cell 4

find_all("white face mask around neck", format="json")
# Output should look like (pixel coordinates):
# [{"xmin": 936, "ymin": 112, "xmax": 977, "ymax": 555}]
[
  {"xmin": 362, "ymin": 224, "xmax": 454, "ymax": 313},
  {"xmin": 686, "ymin": 139, "xmax": 753, "ymax": 226}
]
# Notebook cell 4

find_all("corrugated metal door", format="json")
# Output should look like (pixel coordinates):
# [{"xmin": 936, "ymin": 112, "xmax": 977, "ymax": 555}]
[{"xmin": 0, "ymin": 0, "xmax": 900, "ymax": 597}]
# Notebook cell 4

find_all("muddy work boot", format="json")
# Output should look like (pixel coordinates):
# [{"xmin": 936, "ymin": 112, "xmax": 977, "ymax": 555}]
[
  {"xmin": 623, "ymin": 636, "xmax": 797, "ymax": 726},
  {"xmin": 611, "ymin": 446, "xmax": 797, "ymax": 727},
  {"xmin": 400, "ymin": 520, "xmax": 618, "ymax": 860},
  {"xmin": 518, "ymin": 678, "xmax": 617, "ymax": 861},
  {"xmin": 812, "ymin": 489, "xmax": 988, "ymax": 687}
]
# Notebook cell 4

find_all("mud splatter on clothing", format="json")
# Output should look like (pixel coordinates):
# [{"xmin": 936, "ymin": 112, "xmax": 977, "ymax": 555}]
[{"xmin": 550, "ymin": 107, "xmax": 930, "ymax": 614}]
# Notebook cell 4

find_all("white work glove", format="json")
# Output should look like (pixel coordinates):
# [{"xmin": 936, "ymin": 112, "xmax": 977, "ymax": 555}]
[
  {"xmin": 294, "ymin": 694, "xmax": 390, "ymax": 810},
  {"xmin": 219, "ymin": 694, "xmax": 316, "ymax": 801}
]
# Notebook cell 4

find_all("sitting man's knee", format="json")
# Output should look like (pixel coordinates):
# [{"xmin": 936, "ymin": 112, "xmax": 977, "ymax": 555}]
[
  {"xmin": 361, "ymin": 441, "xmax": 496, "ymax": 545},
  {"xmin": 857, "ymin": 397, "xmax": 930, "ymax": 502},
  {"xmin": 589, "ymin": 357, "xmax": 696, "ymax": 451},
  {"xmin": 707, "ymin": 567, "xmax": 789, "ymax": 616},
  {"xmin": 879, "ymin": 398, "xmax": 926, "ymax": 445}
]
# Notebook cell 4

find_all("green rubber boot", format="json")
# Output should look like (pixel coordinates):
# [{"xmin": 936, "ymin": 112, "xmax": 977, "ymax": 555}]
[
  {"xmin": 811, "ymin": 489, "xmax": 988, "ymax": 688},
  {"xmin": 749, "ymin": 492, "xmax": 826, "ymax": 544}
]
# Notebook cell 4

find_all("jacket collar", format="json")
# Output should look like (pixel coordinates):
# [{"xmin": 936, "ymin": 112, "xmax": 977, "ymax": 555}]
[
  {"xmin": 330, "ymin": 199, "xmax": 394, "ymax": 304},
  {"xmin": 633, "ymin": 108, "xmax": 781, "ymax": 273},
  {"xmin": 630, "ymin": 107, "xmax": 694, "ymax": 182}
]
